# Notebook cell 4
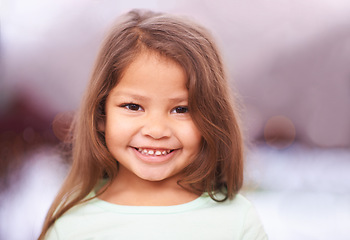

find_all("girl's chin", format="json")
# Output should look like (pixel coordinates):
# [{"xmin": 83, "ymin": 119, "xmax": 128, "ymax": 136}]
[{"xmin": 135, "ymin": 171, "xmax": 175, "ymax": 182}]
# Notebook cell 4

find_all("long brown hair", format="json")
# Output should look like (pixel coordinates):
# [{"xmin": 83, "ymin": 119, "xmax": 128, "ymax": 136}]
[{"xmin": 39, "ymin": 9, "xmax": 243, "ymax": 239}]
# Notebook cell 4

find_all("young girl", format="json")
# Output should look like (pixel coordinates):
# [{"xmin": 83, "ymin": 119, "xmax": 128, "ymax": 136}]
[{"xmin": 39, "ymin": 9, "xmax": 267, "ymax": 240}]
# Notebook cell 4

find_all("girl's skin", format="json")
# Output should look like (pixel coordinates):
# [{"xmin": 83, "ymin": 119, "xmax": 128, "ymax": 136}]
[{"xmin": 98, "ymin": 51, "xmax": 202, "ymax": 206}]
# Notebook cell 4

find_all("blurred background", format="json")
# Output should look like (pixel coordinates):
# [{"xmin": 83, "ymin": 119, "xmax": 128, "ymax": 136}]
[{"xmin": 1, "ymin": 0, "xmax": 350, "ymax": 239}]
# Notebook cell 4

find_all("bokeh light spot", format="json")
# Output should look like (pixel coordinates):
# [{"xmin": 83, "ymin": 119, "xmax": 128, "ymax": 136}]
[{"xmin": 264, "ymin": 115, "xmax": 296, "ymax": 149}]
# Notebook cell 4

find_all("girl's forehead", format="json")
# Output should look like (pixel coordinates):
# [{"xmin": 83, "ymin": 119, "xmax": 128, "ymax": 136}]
[
  {"xmin": 123, "ymin": 51, "xmax": 188, "ymax": 79},
  {"xmin": 107, "ymin": 49, "xmax": 191, "ymax": 98},
  {"xmin": 130, "ymin": 51, "xmax": 182, "ymax": 69},
  {"xmin": 108, "ymin": 51, "xmax": 188, "ymax": 97}
]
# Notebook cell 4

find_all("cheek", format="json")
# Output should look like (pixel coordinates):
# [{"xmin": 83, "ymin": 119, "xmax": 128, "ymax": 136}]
[
  {"xmin": 105, "ymin": 117, "xmax": 134, "ymax": 145},
  {"xmin": 182, "ymin": 122, "xmax": 202, "ymax": 152}
]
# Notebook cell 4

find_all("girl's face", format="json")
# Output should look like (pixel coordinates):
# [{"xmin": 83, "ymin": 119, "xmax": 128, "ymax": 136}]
[{"xmin": 103, "ymin": 52, "xmax": 202, "ymax": 183}]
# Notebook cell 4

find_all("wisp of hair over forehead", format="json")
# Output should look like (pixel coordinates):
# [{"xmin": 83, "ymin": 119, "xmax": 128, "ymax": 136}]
[{"xmin": 39, "ymin": 9, "xmax": 243, "ymax": 239}]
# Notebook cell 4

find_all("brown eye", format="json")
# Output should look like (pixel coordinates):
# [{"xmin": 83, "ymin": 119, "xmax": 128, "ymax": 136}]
[
  {"xmin": 172, "ymin": 106, "xmax": 188, "ymax": 114},
  {"xmin": 121, "ymin": 103, "xmax": 143, "ymax": 111}
]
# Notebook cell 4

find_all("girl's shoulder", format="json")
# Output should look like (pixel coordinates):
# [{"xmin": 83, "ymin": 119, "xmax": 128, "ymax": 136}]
[
  {"xmin": 203, "ymin": 193, "xmax": 259, "ymax": 218},
  {"xmin": 201, "ymin": 193, "xmax": 268, "ymax": 239},
  {"xmin": 203, "ymin": 192, "xmax": 255, "ymax": 210}
]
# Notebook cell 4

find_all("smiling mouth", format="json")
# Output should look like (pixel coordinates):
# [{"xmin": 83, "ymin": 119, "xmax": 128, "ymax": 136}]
[{"xmin": 134, "ymin": 147, "xmax": 175, "ymax": 156}]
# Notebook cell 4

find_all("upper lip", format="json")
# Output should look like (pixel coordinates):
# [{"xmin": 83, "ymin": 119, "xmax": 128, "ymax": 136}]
[{"xmin": 133, "ymin": 146, "xmax": 175, "ymax": 151}]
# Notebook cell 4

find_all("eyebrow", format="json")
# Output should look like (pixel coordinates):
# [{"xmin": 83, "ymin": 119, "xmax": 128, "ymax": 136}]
[
  {"xmin": 110, "ymin": 91, "xmax": 188, "ymax": 103},
  {"xmin": 110, "ymin": 91, "xmax": 148, "ymax": 101}
]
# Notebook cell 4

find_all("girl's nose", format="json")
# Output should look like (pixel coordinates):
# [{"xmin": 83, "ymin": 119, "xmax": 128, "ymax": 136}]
[{"xmin": 141, "ymin": 113, "xmax": 172, "ymax": 139}]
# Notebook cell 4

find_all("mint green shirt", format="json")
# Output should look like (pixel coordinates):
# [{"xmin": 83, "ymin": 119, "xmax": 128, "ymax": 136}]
[{"xmin": 46, "ymin": 193, "xmax": 267, "ymax": 240}]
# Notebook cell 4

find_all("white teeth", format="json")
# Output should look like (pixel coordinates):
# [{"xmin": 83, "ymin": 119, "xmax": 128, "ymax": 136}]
[
  {"xmin": 155, "ymin": 151, "xmax": 162, "ymax": 156},
  {"xmin": 137, "ymin": 148, "xmax": 172, "ymax": 156}
]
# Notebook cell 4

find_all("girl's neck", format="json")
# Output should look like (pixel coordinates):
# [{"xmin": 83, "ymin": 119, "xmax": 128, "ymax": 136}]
[{"xmin": 98, "ymin": 168, "xmax": 200, "ymax": 206}]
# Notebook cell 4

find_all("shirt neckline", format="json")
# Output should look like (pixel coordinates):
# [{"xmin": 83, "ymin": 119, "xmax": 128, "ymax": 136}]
[{"xmin": 91, "ymin": 192, "xmax": 211, "ymax": 214}]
